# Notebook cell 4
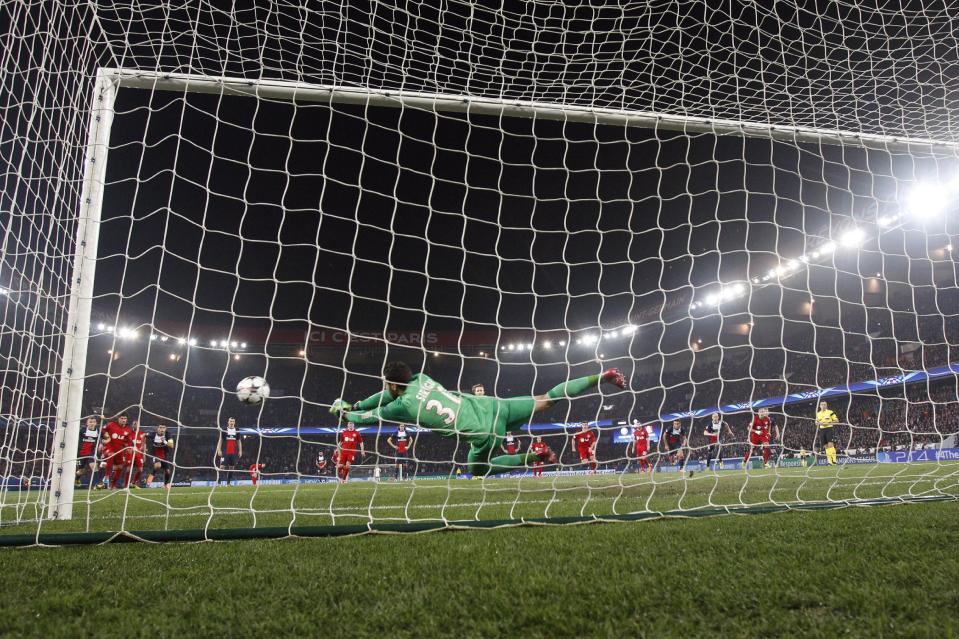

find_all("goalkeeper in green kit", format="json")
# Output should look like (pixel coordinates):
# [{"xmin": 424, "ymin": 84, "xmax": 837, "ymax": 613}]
[{"xmin": 330, "ymin": 361, "xmax": 627, "ymax": 477}]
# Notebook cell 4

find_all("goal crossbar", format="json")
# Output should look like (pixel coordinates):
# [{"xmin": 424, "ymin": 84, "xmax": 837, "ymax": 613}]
[{"xmin": 104, "ymin": 68, "xmax": 959, "ymax": 154}]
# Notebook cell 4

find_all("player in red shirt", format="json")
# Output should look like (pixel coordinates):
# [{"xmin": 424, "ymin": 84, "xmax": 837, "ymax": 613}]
[
  {"xmin": 127, "ymin": 423, "xmax": 147, "ymax": 489},
  {"xmin": 629, "ymin": 420, "xmax": 652, "ymax": 473},
  {"xmin": 145, "ymin": 424, "xmax": 175, "ymax": 488},
  {"xmin": 102, "ymin": 413, "xmax": 134, "ymax": 489},
  {"xmin": 76, "ymin": 416, "xmax": 101, "ymax": 489},
  {"xmin": 249, "ymin": 463, "xmax": 266, "ymax": 486},
  {"xmin": 336, "ymin": 423, "xmax": 366, "ymax": 482},
  {"xmin": 573, "ymin": 423, "xmax": 598, "ymax": 474},
  {"xmin": 529, "ymin": 436, "xmax": 551, "ymax": 476},
  {"xmin": 743, "ymin": 408, "xmax": 781, "ymax": 469}
]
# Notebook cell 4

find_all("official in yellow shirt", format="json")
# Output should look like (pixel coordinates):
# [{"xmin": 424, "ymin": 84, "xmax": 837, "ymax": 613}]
[{"xmin": 816, "ymin": 400, "xmax": 839, "ymax": 465}]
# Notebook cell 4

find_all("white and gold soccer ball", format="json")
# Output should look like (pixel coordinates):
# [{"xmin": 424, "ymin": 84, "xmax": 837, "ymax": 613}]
[{"xmin": 236, "ymin": 376, "xmax": 270, "ymax": 405}]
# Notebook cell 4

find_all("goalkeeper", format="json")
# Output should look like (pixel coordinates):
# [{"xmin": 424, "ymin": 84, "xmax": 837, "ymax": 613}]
[{"xmin": 330, "ymin": 361, "xmax": 627, "ymax": 477}]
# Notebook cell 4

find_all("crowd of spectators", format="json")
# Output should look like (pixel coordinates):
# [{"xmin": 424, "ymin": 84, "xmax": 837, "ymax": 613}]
[{"xmin": 3, "ymin": 334, "xmax": 959, "ymax": 484}]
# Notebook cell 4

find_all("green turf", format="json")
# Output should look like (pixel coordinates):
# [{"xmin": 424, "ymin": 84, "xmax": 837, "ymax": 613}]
[
  {"xmin": 3, "ymin": 462, "xmax": 958, "ymax": 539},
  {"xmin": 1, "ymin": 499, "xmax": 958, "ymax": 638}
]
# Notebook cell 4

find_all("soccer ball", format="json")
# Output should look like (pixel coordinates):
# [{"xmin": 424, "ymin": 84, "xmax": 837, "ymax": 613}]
[{"xmin": 236, "ymin": 376, "xmax": 270, "ymax": 405}]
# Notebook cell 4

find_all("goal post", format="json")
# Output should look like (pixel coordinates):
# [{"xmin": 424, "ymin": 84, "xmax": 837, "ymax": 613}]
[
  {"xmin": 0, "ymin": 37, "xmax": 954, "ymax": 544},
  {"xmin": 106, "ymin": 68, "xmax": 959, "ymax": 154},
  {"xmin": 46, "ymin": 69, "xmax": 117, "ymax": 521}
]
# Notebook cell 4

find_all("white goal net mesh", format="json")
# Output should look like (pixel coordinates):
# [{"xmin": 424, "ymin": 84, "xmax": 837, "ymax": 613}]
[{"xmin": 2, "ymin": 1, "xmax": 959, "ymax": 541}]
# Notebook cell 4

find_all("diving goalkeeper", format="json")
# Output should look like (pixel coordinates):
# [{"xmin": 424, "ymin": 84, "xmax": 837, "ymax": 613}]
[{"xmin": 330, "ymin": 361, "xmax": 627, "ymax": 477}]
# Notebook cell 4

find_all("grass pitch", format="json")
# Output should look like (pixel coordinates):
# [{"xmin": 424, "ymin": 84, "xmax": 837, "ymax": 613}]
[
  {"xmin": 1, "ymin": 498, "xmax": 958, "ymax": 638},
  {"xmin": 3, "ymin": 462, "xmax": 959, "ymax": 538}
]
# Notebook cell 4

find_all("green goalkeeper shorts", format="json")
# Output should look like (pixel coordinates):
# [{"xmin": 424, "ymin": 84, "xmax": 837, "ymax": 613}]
[{"xmin": 466, "ymin": 396, "xmax": 536, "ymax": 463}]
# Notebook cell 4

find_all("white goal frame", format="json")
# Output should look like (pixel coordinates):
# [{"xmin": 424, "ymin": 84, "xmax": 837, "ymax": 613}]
[{"xmin": 46, "ymin": 66, "xmax": 959, "ymax": 519}]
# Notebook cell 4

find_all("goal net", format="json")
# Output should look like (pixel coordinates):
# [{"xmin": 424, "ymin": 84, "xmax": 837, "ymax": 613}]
[{"xmin": 2, "ymin": 2, "xmax": 959, "ymax": 544}]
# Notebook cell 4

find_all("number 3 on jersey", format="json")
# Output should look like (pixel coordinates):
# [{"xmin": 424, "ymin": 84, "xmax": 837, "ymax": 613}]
[{"xmin": 425, "ymin": 399, "xmax": 456, "ymax": 425}]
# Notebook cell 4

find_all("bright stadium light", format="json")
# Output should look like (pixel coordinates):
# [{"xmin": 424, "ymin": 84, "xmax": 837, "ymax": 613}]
[
  {"xmin": 234, "ymin": 354, "xmax": 241, "ymax": 361},
  {"xmin": 168, "ymin": 353, "xmax": 176, "ymax": 361},
  {"xmin": 582, "ymin": 335, "xmax": 597, "ymax": 345},
  {"xmin": 160, "ymin": 335, "xmax": 168, "ymax": 342},
  {"xmin": 543, "ymin": 340, "xmax": 552, "ymax": 349},
  {"xmin": 231, "ymin": 341, "xmax": 238, "ymax": 348},
  {"xmin": 508, "ymin": 344, "xmax": 515, "ymax": 351},
  {"xmin": 752, "ymin": 277, "xmax": 760, "ymax": 284},
  {"xmin": 908, "ymin": 183, "xmax": 949, "ymax": 218},
  {"xmin": 177, "ymin": 338, "xmax": 186, "ymax": 346},
  {"xmin": 948, "ymin": 244, "xmax": 954, "ymax": 252},
  {"xmin": 877, "ymin": 214, "xmax": 898, "ymax": 228},
  {"xmin": 809, "ymin": 251, "xmax": 820, "ymax": 259},
  {"xmin": 219, "ymin": 340, "xmax": 229, "ymax": 348},
  {"xmin": 188, "ymin": 338, "xmax": 197, "ymax": 347},
  {"xmin": 766, "ymin": 269, "xmax": 777, "ymax": 279},
  {"xmin": 840, "ymin": 228, "xmax": 866, "ymax": 248},
  {"xmin": 0, "ymin": 287, "xmax": 8, "ymax": 296},
  {"xmin": 526, "ymin": 343, "xmax": 533, "ymax": 350},
  {"xmin": 97, "ymin": 322, "xmax": 106, "ymax": 331},
  {"xmin": 240, "ymin": 342, "xmax": 247, "ymax": 349},
  {"xmin": 786, "ymin": 260, "xmax": 799, "ymax": 271},
  {"xmin": 608, "ymin": 330, "xmax": 619, "ymax": 338},
  {"xmin": 799, "ymin": 255, "xmax": 809, "ymax": 263},
  {"xmin": 150, "ymin": 334, "xmax": 157, "ymax": 341},
  {"xmin": 705, "ymin": 293, "xmax": 718, "ymax": 305},
  {"xmin": 559, "ymin": 340, "xmax": 567, "ymax": 346},
  {"xmin": 209, "ymin": 340, "xmax": 217, "ymax": 347},
  {"xmin": 622, "ymin": 324, "xmax": 637, "ymax": 334},
  {"xmin": 820, "ymin": 241, "xmax": 836, "ymax": 254}
]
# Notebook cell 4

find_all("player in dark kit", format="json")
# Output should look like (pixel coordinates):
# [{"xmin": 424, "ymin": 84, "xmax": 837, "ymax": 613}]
[
  {"xmin": 501, "ymin": 432, "xmax": 519, "ymax": 455},
  {"xmin": 703, "ymin": 413, "xmax": 735, "ymax": 470},
  {"xmin": 387, "ymin": 424, "xmax": 413, "ymax": 478},
  {"xmin": 661, "ymin": 420, "xmax": 689, "ymax": 473},
  {"xmin": 76, "ymin": 416, "xmax": 101, "ymax": 489},
  {"xmin": 216, "ymin": 417, "xmax": 243, "ymax": 486},
  {"xmin": 146, "ymin": 424, "xmax": 174, "ymax": 488},
  {"xmin": 316, "ymin": 450, "xmax": 328, "ymax": 474}
]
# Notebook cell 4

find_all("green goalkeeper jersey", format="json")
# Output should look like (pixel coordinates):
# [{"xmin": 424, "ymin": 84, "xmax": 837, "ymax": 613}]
[{"xmin": 344, "ymin": 373, "xmax": 504, "ymax": 445}]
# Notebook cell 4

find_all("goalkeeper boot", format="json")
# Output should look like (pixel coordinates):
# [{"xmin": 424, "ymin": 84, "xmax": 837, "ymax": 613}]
[{"xmin": 601, "ymin": 368, "xmax": 627, "ymax": 390}]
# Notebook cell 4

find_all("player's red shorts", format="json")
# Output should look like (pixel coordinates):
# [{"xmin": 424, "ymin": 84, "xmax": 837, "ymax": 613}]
[
  {"xmin": 133, "ymin": 454, "xmax": 144, "ymax": 467},
  {"xmin": 578, "ymin": 447, "xmax": 593, "ymax": 462},
  {"xmin": 339, "ymin": 451, "xmax": 356, "ymax": 465},
  {"xmin": 103, "ymin": 446, "xmax": 123, "ymax": 465},
  {"xmin": 750, "ymin": 432, "xmax": 770, "ymax": 446},
  {"xmin": 79, "ymin": 443, "xmax": 96, "ymax": 458},
  {"xmin": 635, "ymin": 445, "xmax": 648, "ymax": 457},
  {"xmin": 506, "ymin": 445, "xmax": 517, "ymax": 455},
  {"xmin": 706, "ymin": 435, "xmax": 718, "ymax": 445}
]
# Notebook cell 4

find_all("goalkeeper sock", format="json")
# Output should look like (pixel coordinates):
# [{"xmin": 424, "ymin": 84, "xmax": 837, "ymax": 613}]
[{"xmin": 546, "ymin": 375, "xmax": 600, "ymax": 401}]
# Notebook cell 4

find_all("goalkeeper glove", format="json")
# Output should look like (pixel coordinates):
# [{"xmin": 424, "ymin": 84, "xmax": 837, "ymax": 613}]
[{"xmin": 329, "ymin": 399, "xmax": 351, "ymax": 415}]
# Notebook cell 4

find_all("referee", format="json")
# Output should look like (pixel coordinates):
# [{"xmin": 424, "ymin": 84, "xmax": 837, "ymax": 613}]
[{"xmin": 815, "ymin": 401, "xmax": 839, "ymax": 465}]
